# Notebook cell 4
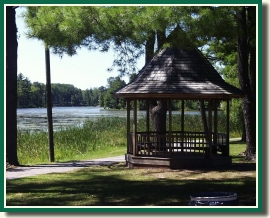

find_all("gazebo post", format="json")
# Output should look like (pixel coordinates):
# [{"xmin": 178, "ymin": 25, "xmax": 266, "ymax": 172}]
[
  {"xmin": 225, "ymin": 99, "xmax": 230, "ymax": 156},
  {"xmin": 213, "ymin": 100, "xmax": 218, "ymax": 154},
  {"xmin": 214, "ymin": 100, "xmax": 218, "ymax": 142},
  {"xmin": 133, "ymin": 99, "xmax": 137, "ymax": 156},
  {"xmin": 181, "ymin": 100, "xmax": 185, "ymax": 153},
  {"xmin": 146, "ymin": 99, "xmax": 150, "ymax": 142},
  {"xmin": 126, "ymin": 99, "xmax": 130, "ymax": 154},
  {"xmin": 168, "ymin": 99, "xmax": 172, "ymax": 157},
  {"xmin": 208, "ymin": 100, "xmax": 213, "ymax": 158}
]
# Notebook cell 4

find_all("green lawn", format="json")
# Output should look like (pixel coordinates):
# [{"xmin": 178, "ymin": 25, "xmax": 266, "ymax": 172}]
[{"xmin": 6, "ymin": 141, "xmax": 256, "ymax": 207}]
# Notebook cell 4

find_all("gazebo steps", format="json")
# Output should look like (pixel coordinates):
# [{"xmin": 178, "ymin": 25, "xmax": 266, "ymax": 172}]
[{"xmin": 125, "ymin": 153, "xmax": 232, "ymax": 169}]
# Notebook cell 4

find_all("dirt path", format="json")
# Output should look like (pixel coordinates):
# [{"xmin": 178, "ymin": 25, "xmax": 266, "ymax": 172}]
[{"xmin": 6, "ymin": 155, "xmax": 125, "ymax": 180}]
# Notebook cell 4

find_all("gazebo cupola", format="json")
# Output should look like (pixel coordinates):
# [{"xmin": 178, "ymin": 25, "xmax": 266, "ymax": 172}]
[{"xmin": 114, "ymin": 29, "xmax": 245, "ymax": 169}]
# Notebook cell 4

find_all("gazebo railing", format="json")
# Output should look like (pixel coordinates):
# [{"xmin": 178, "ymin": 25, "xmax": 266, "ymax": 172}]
[{"xmin": 128, "ymin": 131, "xmax": 228, "ymax": 157}]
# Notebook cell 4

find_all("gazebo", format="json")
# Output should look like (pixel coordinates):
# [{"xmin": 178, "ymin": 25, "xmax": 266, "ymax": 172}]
[{"xmin": 114, "ymin": 43, "xmax": 245, "ymax": 169}]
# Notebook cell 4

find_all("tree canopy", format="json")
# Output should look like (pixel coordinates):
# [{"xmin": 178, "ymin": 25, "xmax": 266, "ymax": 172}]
[
  {"xmin": 23, "ymin": 5, "xmax": 257, "ymax": 159},
  {"xmin": 16, "ymin": 73, "xmax": 126, "ymax": 108},
  {"xmin": 23, "ymin": 6, "xmax": 210, "ymax": 74}
]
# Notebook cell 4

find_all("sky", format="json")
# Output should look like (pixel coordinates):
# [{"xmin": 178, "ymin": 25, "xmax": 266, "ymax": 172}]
[{"xmin": 16, "ymin": 7, "xmax": 145, "ymax": 90}]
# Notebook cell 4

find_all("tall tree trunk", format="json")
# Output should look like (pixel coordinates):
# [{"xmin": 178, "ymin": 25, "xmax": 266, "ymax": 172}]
[
  {"xmin": 237, "ymin": 6, "xmax": 256, "ymax": 160},
  {"xmin": 149, "ymin": 100, "xmax": 167, "ymax": 133},
  {"xmin": 248, "ymin": 6, "xmax": 256, "ymax": 154},
  {"xmin": 157, "ymin": 30, "xmax": 166, "ymax": 50},
  {"xmin": 146, "ymin": 31, "xmax": 168, "ymax": 149},
  {"xmin": 149, "ymin": 100, "xmax": 167, "ymax": 149},
  {"xmin": 145, "ymin": 31, "xmax": 155, "ymax": 64},
  {"xmin": 6, "ymin": 6, "xmax": 19, "ymax": 166},
  {"xmin": 241, "ymin": 117, "xmax": 246, "ymax": 142}
]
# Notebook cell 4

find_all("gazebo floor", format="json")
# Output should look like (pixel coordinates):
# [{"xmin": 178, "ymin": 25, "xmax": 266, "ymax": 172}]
[{"xmin": 125, "ymin": 153, "xmax": 232, "ymax": 169}]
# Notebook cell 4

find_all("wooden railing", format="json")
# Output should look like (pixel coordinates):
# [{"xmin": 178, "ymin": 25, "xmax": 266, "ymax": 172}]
[
  {"xmin": 215, "ymin": 133, "xmax": 227, "ymax": 146},
  {"xmin": 212, "ymin": 132, "xmax": 228, "ymax": 155},
  {"xmin": 128, "ymin": 131, "xmax": 228, "ymax": 157}
]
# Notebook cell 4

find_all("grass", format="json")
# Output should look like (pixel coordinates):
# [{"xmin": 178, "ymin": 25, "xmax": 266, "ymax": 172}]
[
  {"xmin": 17, "ymin": 114, "xmax": 241, "ymax": 165},
  {"xmin": 6, "ymin": 141, "xmax": 256, "ymax": 207},
  {"xmin": 17, "ymin": 117, "xmax": 128, "ymax": 165}
]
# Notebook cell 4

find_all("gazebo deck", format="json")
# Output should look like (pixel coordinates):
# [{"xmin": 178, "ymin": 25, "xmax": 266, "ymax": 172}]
[
  {"xmin": 125, "ymin": 153, "xmax": 232, "ymax": 169},
  {"xmin": 126, "ymin": 131, "xmax": 231, "ymax": 168}
]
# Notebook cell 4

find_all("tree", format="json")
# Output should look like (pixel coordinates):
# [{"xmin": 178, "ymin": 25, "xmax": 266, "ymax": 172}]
[
  {"xmin": 23, "ymin": 6, "xmax": 256, "ymax": 159},
  {"xmin": 98, "ymin": 86, "xmax": 107, "ymax": 107},
  {"xmin": 198, "ymin": 6, "xmax": 256, "ymax": 159},
  {"xmin": 32, "ymin": 82, "xmax": 46, "ymax": 107},
  {"xmin": 17, "ymin": 73, "xmax": 32, "ymax": 107},
  {"xmin": 236, "ymin": 6, "xmax": 256, "ymax": 159},
  {"xmin": 83, "ymin": 89, "xmax": 91, "ymax": 106},
  {"xmin": 103, "ymin": 77, "xmax": 126, "ymax": 109},
  {"xmin": 6, "ymin": 6, "xmax": 19, "ymax": 166},
  {"xmin": 17, "ymin": 77, "xmax": 101, "ymax": 108}
]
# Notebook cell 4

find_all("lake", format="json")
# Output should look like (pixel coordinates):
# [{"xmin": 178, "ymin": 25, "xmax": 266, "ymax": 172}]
[{"xmin": 17, "ymin": 106, "xmax": 199, "ymax": 132}]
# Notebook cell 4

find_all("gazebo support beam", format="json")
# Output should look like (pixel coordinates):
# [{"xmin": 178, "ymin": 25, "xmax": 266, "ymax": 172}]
[
  {"xmin": 213, "ymin": 100, "xmax": 218, "ymax": 154},
  {"xmin": 168, "ymin": 99, "xmax": 172, "ymax": 157},
  {"xmin": 126, "ymin": 99, "xmax": 130, "ymax": 154},
  {"xmin": 226, "ymin": 99, "xmax": 230, "ymax": 156},
  {"xmin": 133, "ymin": 99, "xmax": 137, "ymax": 156},
  {"xmin": 181, "ymin": 100, "xmax": 184, "ymax": 152},
  {"xmin": 214, "ymin": 100, "xmax": 218, "ymax": 143},
  {"xmin": 146, "ymin": 99, "xmax": 150, "ymax": 141},
  {"xmin": 208, "ymin": 100, "xmax": 213, "ymax": 158}
]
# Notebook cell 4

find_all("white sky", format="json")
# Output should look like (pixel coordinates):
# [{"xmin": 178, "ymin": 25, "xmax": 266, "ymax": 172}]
[{"xmin": 16, "ymin": 7, "xmax": 145, "ymax": 90}]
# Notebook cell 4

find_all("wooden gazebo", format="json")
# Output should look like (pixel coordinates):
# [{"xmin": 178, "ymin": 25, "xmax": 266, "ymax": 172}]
[{"xmin": 114, "ymin": 45, "xmax": 245, "ymax": 169}]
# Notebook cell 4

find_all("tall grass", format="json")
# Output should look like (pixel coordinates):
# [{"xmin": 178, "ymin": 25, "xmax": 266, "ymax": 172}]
[
  {"xmin": 17, "ymin": 117, "xmax": 127, "ymax": 165},
  {"xmin": 17, "ymin": 114, "xmax": 241, "ymax": 165}
]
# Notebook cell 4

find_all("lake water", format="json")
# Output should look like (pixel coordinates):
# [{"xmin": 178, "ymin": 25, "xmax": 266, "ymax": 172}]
[{"xmin": 17, "ymin": 106, "xmax": 199, "ymax": 132}]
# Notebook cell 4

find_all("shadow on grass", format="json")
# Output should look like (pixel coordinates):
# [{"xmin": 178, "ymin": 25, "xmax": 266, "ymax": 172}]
[{"xmin": 6, "ymin": 163, "xmax": 256, "ymax": 207}]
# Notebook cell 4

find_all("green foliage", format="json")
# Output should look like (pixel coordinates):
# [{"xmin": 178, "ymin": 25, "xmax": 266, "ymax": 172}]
[
  {"xmin": 218, "ymin": 51, "xmax": 244, "ymax": 138},
  {"xmin": 17, "ymin": 73, "xmax": 34, "ymax": 108},
  {"xmin": 103, "ymin": 76, "xmax": 126, "ymax": 109},
  {"xmin": 23, "ymin": 6, "xmax": 212, "ymax": 74},
  {"xmin": 17, "ymin": 73, "xmax": 131, "ymax": 109},
  {"xmin": 24, "ymin": 6, "xmax": 104, "ymax": 54},
  {"xmin": 183, "ymin": 100, "xmax": 200, "ymax": 111},
  {"xmin": 17, "ymin": 73, "xmax": 47, "ymax": 108},
  {"xmin": 17, "ymin": 73, "xmax": 105, "ymax": 108},
  {"xmin": 229, "ymin": 99, "xmax": 244, "ymax": 137},
  {"xmin": 23, "ymin": 6, "xmax": 248, "ymax": 76},
  {"xmin": 82, "ymin": 88, "xmax": 100, "ymax": 106},
  {"xmin": 51, "ymin": 83, "xmax": 83, "ymax": 106}
]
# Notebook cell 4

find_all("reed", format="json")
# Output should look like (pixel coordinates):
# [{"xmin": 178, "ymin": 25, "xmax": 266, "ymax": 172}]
[
  {"xmin": 17, "ymin": 114, "xmax": 241, "ymax": 165},
  {"xmin": 17, "ymin": 117, "xmax": 127, "ymax": 165}
]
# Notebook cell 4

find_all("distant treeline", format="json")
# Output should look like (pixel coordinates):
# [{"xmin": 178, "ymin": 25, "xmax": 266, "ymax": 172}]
[
  {"xmin": 17, "ymin": 73, "xmax": 128, "ymax": 109},
  {"xmin": 17, "ymin": 73, "xmax": 200, "ymax": 110}
]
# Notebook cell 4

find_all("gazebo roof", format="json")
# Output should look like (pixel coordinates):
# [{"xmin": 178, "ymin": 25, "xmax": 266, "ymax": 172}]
[{"xmin": 114, "ymin": 47, "xmax": 245, "ymax": 100}]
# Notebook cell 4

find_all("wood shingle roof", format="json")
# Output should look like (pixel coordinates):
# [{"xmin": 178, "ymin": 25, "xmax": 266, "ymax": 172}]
[{"xmin": 114, "ymin": 47, "xmax": 245, "ymax": 100}]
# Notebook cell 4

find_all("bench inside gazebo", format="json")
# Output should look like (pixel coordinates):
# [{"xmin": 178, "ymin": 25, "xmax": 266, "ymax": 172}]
[{"xmin": 114, "ymin": 43, "xmax": 244, "ymax": 169}]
